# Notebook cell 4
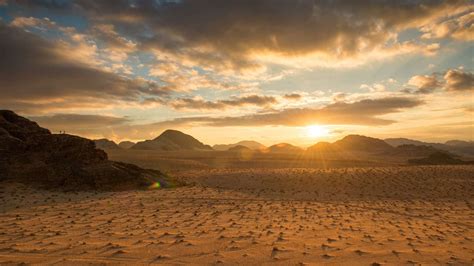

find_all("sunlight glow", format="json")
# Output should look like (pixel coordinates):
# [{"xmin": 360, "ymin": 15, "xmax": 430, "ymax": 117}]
[{"xmin": 306, "ymin": 125, "xmax": 330, "ymax": 138}]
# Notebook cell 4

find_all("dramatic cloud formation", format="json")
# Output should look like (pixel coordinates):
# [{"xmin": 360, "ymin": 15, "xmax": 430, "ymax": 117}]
[
  {"xmin": 13, "ymin": 0, "xmax": 471, "ymax": 72},
  {"xmin": 1, "ymin": 1, "xmax": 472, "ymax": 143},
  {"xmin": 31, "ymin": 96, "xmax": 423, "ymax": 140},
  {"xmin": 197, "ymin": 97, "xmax": 423, "ymax": 127},
  {"xmin": 171, "ymin": 95, "xmax": 278, "ymax": 110},
  {"xmin": 0, "ymin": 23, "xmax": 170, "ymax": 113}
]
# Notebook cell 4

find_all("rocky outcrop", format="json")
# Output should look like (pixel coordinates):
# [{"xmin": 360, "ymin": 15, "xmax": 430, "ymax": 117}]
[{"xmin": 0, "ymin": 110, "xmax": 174, "ymax": 190}]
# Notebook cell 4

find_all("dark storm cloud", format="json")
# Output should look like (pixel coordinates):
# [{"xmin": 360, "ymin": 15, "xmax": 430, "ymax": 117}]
[{"xmin": 0, "ymin": 23, "xmax": 170, "ymax": 113}]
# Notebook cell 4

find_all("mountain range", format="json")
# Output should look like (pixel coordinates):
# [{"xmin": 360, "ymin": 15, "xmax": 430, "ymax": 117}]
[
  {"xmin": 94, "ymin": 139, "xmax": 136, "ymax": 150},
  {"xmin": 385, "ymin": 138, "xmax": 474, "ymax": 156},
  {"xmin": 100, "ymin": 130, "xmax": 472, "ymax": 159}
]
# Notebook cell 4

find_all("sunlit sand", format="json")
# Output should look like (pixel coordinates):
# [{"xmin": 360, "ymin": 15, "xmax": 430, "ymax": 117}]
[{"xmin": 1, "ymin": 166, "xmax": 473, "ymax": 264}]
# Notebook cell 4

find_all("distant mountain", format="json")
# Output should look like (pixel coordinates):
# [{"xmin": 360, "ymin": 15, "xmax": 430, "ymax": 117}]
[
  {"xmin": 308, "ymin": 135, "xmax": 394, "ymax": 154},
  {"xmin": 118, "ymin": 141, "xmax": 135, "ymax": 149},
  {"xmin": 131, "ymin": 129, "xmax": 213, "ymax": 151},
  {"xmin": 306, "ymin": 141, "xmax": 334, "ymax": 153},
  {"xmin": 307, "ymin": 135, "xmax": 462, "ymax": 158},
  {"xmin": 94, "ymin": 138, "xmax": 120, "ymax": 150},
  {"xmin": 385, "ymin": 138, "xmax": 474, "ymax": 156},
  {"xmin": 384, "ymin": 138, "xmax": 429, "ymax": 147},
  {"xmin": 267, "ymin": 143, "xmax": 303, "ymax": 153},
  {"xmin": 333, "ymin": 135, "xmax": 394, "ymax": 152},
  {"xmin": 228, "ymin": 145, "xmax": 253, "ymax": 152},
  {"xmin": 387, "ymin": 144, "xmax": 442, "ymax": 157},
  {"xmin": 213, "ymin": 140, "xmax": 266, "ymax": 151}
]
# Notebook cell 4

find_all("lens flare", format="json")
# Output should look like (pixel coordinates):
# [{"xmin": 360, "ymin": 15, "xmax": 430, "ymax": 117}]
[{"xmin": 148, "ymin": 182, "xmax": 161, "ymax": 189}]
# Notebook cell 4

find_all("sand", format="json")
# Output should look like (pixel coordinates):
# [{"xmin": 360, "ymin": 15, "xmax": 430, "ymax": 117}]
[{"xmin": 0, "ymin": 165, "xmax": 473, "ymax": 265}]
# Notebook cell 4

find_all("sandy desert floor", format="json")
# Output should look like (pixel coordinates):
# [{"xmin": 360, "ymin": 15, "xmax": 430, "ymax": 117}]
[{"xmin": 0, "ymin": 165, "xmax": 473, "ymax": 265}]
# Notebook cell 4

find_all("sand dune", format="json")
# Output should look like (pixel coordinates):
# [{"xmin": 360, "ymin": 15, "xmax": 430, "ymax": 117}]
[{"xmin": 1, "ymin": 165, "xmax": 473, "ymax": 264}]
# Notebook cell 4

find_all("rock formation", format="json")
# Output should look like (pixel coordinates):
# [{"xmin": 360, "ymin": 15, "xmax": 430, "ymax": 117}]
[{"xmin": 0, "ymin": 110, "xmax": 174, "ymax": 190}]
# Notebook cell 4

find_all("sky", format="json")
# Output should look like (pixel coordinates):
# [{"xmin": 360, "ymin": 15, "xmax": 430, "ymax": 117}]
[{"xmin": 0, "ymin": 0, "xmax": 473, "ymax": 146}]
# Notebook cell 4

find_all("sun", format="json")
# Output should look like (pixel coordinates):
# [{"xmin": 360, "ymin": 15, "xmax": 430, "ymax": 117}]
[{"xmin": 306, "ymin": 125, "xmax": 330, "ymax": 138}]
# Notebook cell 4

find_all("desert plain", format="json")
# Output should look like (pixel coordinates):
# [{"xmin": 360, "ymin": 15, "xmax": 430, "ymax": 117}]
[{"xmin": 1, "ymin": 165, "xmax": 473, "ymax": 265}]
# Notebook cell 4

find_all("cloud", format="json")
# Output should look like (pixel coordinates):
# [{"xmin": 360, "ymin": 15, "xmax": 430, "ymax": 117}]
[
  {"xmin": 90, "ymin": 23, "xmax": 137, "ymax": 63},
  {"xmin": 30, "ymin": 113, "xmax": 130, "ymax": 130},
  {"xmin": 360, "ymin": 83, "xmax": 387, "ymax": 92},
  {"xmin": 283, "ymin": 93, "xmax": 302, "ymax": 100},
  {"xmin": 0, "ymin": 23, "xmax": 171, "ymax": 114},
  {"xmin": 405, "ymin": 69, "xmax": 473, "ymax": 94},
  {"xmin": 29, "ymin": 96, "xmax": 422, "ymax": 141},
  {"xmin": 408, "ymin": 74, "xmax": 442, "ymax": 94},
  {"xmin": 149, "ymin": 63, "xmax": 257, "ymax": 92},
  {"xmin": 421, "ymin": 10, "xmax": 474, "ymax": 41},
  {"xmin": 13, "ymin": 0, "xmax": 470, "ymax": 73},
  {"xmin": 196, "ymin": 96, "xmax": 423, "ymax": 127},
  {"xmin": 170, "ymin": 95, "xmax": 278, "ymax": 110},
  {"xmin": 444, "ymin": 69, "xmax": 474, "ymax": 91}
]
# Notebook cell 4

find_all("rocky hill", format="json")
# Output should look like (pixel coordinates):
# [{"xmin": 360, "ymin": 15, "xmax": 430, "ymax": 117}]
[
  {"xmin": 131, "ymin": 129, "xmax": 213, "ymax": 151},
  {"xmin": 308, "ymin": 135, "xmax": 394, "ymax": 154},
  {"xmin": 0, "ymin": 110, "xmax": 174, "ymax": 190}
]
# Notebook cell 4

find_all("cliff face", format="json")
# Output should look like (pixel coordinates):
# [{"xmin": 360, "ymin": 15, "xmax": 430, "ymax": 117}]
[{"xmin": 0, "ymin": 110, "xmax": 173, "ymax": 190}]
